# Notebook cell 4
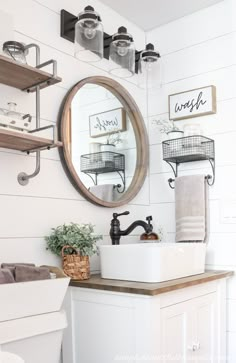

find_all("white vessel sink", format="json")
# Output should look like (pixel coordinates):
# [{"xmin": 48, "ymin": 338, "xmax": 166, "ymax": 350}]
[{"xmin": 100, "ymin": 243, "xmax": 206, "ymax": 283}]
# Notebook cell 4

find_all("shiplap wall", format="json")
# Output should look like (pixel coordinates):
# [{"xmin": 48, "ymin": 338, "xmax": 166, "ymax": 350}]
[
  {"xmin": 146, "ymin": 0, "xmax": 236, "ymax": 360},
  {"xmin": 1, "ymin": 0, "xmax": 236, "ymax": 359},
  {"xmin": 0, "ymin": 0, "xmax": 149, "ymax": 271}
]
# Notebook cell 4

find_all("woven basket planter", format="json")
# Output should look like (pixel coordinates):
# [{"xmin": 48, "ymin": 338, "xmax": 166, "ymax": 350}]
[{"xmin": 61, "ymin": 245, "xmax": 90, "ymax": 280}]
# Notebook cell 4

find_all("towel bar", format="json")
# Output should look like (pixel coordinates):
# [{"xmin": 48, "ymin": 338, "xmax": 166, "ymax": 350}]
[{"xmin": 168, "ymin": 174, "xmax": 214, "ymax": 189}]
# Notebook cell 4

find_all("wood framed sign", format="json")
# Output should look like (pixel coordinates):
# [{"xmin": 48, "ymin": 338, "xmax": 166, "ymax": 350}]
[
  {"xmin": 169, "ymin": 85, "xmax": 216, "ymax": 121},
  {"xmin": 89, "ymin": 107, "xmax": 127, "ymax": 138}
]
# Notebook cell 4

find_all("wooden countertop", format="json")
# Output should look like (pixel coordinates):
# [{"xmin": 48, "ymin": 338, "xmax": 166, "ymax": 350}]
[{"xmin": 70, "ymin": 270, "xmax": 233, "ymax": 296}]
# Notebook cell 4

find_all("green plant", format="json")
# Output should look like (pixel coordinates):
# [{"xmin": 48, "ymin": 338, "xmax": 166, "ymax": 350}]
[
  {"xmin": 105, "ymin": 130, "xmax": 123, "ymax": 145},
  {"xmin": 152, "ymin": 118, "xmax": 181, "ymax": 134},
  {"xmin": 45, "ymin": 223, "xmax": 103, "ymax": 257}
]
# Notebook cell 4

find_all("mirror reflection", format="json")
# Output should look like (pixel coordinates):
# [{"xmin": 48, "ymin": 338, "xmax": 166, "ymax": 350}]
[{"xmin": 68, "ymin": 83, "xmax": 137, "ymax": 202}]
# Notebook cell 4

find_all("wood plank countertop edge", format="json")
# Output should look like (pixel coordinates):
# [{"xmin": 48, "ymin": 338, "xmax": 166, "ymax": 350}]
[{"xmin": 69, "ymin": 270, "xmax": 234, "ymax": 296}]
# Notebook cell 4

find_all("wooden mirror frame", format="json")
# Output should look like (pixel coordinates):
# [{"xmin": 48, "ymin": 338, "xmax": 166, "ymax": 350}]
[{"xmin": 58, "ymin": 76, "xmax": 149, "ymax": 208}]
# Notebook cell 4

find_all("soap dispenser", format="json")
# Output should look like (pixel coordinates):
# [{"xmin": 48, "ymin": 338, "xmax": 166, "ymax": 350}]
[{"xmin": 140, "ymin": 216, "xmax": 159, "ymax": 241}]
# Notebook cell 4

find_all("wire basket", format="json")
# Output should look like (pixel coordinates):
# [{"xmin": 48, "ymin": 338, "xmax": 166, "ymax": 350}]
[
  {"xmin": 162, "ymin": 136, "xmax": 214, "ymax": 163},
  {"xmin": 80, "ymin": 152, "xmax": 125, "ymax": 174}
]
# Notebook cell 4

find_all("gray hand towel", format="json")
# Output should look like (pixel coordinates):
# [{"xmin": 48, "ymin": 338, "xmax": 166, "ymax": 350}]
[
  {"xmin": 0, "ymin": 268, "xmax": 15, "ymax": 284},
  {"xmin": 15, "ymin": 266, "xmax": 50, "ymax": 282},
  {"xmin": 89, "ymin": 184, "xmax": 115, "ymax": 202},
  {"xmin": 1, "ymin": 263, "xmax": 35, "ymax": 268},
  {"xmin": 175, "ymin": 175, "xmax": 209, "ymax": 242},
  {"xmin": 1, "ymin": 263, "xmax": 35, "ymax": 279}
]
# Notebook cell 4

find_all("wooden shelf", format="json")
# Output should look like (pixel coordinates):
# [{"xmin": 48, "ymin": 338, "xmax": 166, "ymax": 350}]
[
  {"xmin": 0, "ymin": 128, "xmax": 62, "ymax": 152},
  {"xmin": 0, "ymin": 55, "xmax": 62, "ymax": 92}
]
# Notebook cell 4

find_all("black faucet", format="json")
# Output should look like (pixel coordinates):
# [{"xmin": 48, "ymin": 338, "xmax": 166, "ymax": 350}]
[{"xmin": 110, "ymin": 211, "xmax": 154, "ymax": 245}]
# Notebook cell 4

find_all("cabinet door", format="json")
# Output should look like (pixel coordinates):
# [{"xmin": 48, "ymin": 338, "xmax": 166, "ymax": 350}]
[
  {"xmin": 161, "ymin": 293, "xmax": 217, "ymax": 363},
  {"xmin": 161, "ymin": 300, "xmax": 193, "ymax": 363},
  {"xmin": 192, "ymin": 293, "xmax": 217, "ymax": 363}
]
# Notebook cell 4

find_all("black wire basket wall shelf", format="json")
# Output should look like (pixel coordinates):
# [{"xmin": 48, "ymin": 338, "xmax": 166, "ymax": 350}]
[
  {"xmin": 162, "ymin": 135, "xmax": 215, "ymax": 189},
  {"xmin": 80, "ymin": 151, "xmax": 126, "ymax": 193}
]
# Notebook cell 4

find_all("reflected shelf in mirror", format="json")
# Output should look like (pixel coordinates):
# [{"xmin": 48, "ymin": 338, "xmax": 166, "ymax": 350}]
[{"xmin": 80, "ymin": 151, "xmax": 126, "ymax": 194}]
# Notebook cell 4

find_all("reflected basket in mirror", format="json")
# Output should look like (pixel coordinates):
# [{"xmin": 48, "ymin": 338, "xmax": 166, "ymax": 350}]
[{"xmin": 80, "ymin": 152, "xmax": 125, "ymax": 174}]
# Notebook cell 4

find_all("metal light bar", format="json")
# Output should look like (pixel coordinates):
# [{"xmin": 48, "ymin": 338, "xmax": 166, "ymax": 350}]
[{"xmin": 60, "ymin": 9, "xmax": 141, "ymax": 73}]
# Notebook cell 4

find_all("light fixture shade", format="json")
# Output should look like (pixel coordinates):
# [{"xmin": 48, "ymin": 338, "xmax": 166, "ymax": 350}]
[
  {"xmin": 138, "ymin": 43, "xmax": 161, "ymax": 89},
  {"xmin": 75, "ymin": 6, "xmax": 104, "ymax": 62},
  {"xmin": 109, "ymin": 27, "xmax": 135, "ymax": 78}
]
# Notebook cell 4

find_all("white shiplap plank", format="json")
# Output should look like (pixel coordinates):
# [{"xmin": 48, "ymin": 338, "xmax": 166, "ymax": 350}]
[
  {"xmin": 0, "ymin": 196, "xmax": 152, "ymax": 238},
  {"xmin": 161, "ymin": 33, "xmax": 235, "ymax": 85},
  {"xmin": 147, "ymin": 0, "xmax": 233, "ymax": 55}
]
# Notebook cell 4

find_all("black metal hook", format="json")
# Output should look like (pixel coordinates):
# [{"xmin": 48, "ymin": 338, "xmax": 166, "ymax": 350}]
[{"xmin": 168, "ymin": 178, "xmax": 175, "ymax": 189}]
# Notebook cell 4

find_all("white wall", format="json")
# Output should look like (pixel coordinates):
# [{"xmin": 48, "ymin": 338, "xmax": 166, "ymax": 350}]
[
  {"xmin": 0, "ymin": 0, "xmax": 149, "ymax": 271},
  {"xmin": 146, "ymin": 0, "xmax": 236, "ymax": 360}
]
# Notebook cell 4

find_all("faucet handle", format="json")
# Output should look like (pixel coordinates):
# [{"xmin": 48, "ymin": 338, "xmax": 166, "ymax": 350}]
[
  {"xmin": 113, "ymin": 211, "xmax": 130, "ymax": 219},
  {"xmin": 146, "ymin": 216, "xmax": 153, "ymax": 224}
]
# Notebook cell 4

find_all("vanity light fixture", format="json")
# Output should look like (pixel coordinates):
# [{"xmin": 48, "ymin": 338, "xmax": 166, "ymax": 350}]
[
  {"xmin": 74, "ymin": 6, "xmax": 104, "ymax": 62},
  {"xmin": 138, "ymin": 43, "xmax": 161, "ymax": 89},
  {"xmin": 60, "ymin": 7, "xmax": 161, "ymax": 80},
  {"xmin": 109, "ymin": 27, "xmax": 135, "ymax": 78}
]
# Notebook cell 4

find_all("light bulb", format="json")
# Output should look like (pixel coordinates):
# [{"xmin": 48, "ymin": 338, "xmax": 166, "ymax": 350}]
[
  {"xmin": 146, "ymin": 62, "xmax": 153, "ymax": 72},
  {"xmin": 84, "ymin": 27, "xmax": 97, "ymax": 40},
  {"xmin": 117, "ymin": 45, "xmax": 128, "ymax": 57}
]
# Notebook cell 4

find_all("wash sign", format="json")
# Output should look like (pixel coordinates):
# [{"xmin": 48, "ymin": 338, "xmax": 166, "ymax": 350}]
[{"xmin": 168, "ymin": 85, "xmax": 216, "ymax": 121}]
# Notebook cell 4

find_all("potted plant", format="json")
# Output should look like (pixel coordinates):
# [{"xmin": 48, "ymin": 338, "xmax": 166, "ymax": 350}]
[
  {"xmin": 152, "ymin": 118, "xmax": 183, "ymax": 139},
  {"xmin": 101, "ymin": 131, "xmax": 123, "ymax": 153},
  {"xmin": 45, "ymin": 223, "xmax": 102, "ymax": 280}
]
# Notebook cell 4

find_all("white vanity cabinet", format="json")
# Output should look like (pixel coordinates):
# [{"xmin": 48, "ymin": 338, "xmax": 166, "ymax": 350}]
[{"xmin": 63, "ymin": 272, "xmax": 230, "ymax": 363}]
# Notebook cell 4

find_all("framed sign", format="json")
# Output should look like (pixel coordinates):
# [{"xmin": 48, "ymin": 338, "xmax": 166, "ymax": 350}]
[
  {"xmin": 89, "ymin": 107, "xmax": 127, "ymax": 138},
  {"xmin": 169, "ymin": 85, "xmax": 216, "ymax": 121}
]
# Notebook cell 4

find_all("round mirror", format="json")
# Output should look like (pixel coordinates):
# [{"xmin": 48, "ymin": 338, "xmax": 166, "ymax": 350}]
[{"xmin": 58, "ymin": 76, "xmax": 148, "ymax": 207}]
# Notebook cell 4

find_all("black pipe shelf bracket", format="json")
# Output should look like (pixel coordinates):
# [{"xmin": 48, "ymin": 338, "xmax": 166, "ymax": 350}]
[
  {"xmin": 162, "ymin": 135, "xmax": 215, "ymax": 189},
  {"xmin": 80, "ymin": 151, "xmax": 126, "ymax": 193},
  {"xmin": 60, "ymin": 9, "xmax": 141, "ymax": 74}
]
